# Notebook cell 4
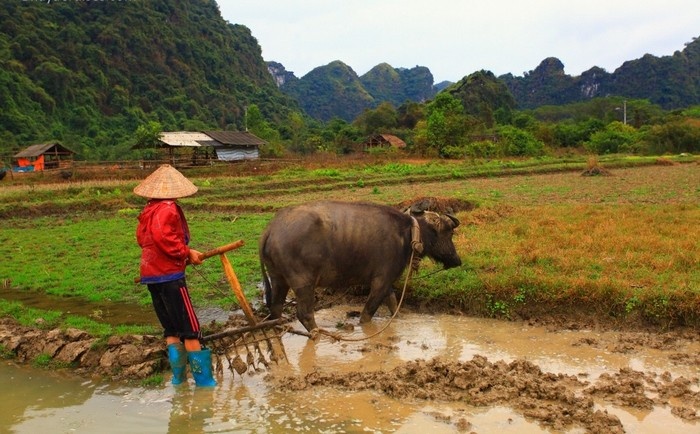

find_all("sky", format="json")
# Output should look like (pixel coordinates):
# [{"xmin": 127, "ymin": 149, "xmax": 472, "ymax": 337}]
[{"xmin": 217, "ymin": 0, "xmax": 700, "ymax": 84}]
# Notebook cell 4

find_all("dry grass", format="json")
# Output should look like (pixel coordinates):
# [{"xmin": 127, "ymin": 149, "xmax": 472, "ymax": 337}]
[
  {"xmin": 2, "ymin": 158, "xmax": 698, "ymax": 328},
  {"xmin": 409, "ymin": 164, "xmax": 699, "ymax": 326}
]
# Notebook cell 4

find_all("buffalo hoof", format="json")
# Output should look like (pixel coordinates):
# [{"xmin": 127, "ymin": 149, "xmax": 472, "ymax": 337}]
[{"xmin": 359, "ymin": 312, "xmax": 373, "ymax": 324}]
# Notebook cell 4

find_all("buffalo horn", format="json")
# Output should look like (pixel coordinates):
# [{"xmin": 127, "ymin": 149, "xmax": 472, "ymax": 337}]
[{"xmin": 446, "ymin": 213, "xmax": 460, "ymax": 228}]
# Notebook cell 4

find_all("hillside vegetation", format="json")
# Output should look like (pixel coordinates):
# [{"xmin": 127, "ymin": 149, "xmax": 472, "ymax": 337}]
[
  {"xmin": 0, "ymin": 0, "xmax": 296, "ymax": 158},
  {"xmin": 1, "ymin": 1, "xmax": 699, "ymax": 170},
  {"xmin": 274, "ymin": 37, "xmax": 700, "ymax": 121}
]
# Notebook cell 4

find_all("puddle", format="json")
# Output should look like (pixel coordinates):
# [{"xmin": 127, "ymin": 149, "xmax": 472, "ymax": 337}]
[
  {"xmin": 1, "ymin": 305, "xmax": 698, "ymax": 433},
  {"xmin": 0, "ymin": 287, "xmax": 158, "ymax": 326},
  {"xmin": 0, "ymin": 287, "xmax": 233, "ymax": 327}
]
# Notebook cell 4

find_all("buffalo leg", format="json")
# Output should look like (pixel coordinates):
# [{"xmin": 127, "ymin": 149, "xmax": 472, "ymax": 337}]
[
  {"xmin": 360, "ymin": 282, "xmax": 390, "ymax": 324},
  {"xmin": 267, "ymin": 281, "xmax": 289, "ymax": 321},
  {"xmin": 384, "ymin": 291, "xmax": 398, "ymax": 315},
  {"xmin": 293, "ymin": 286, "xmax": 318, "ymax": 332}
]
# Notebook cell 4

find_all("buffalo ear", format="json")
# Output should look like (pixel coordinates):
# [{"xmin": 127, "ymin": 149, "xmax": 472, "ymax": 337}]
[
  {"xmin": 445, "ymin": 213, "xmax": 460, "ymax": 228},
  {"xmin": 410, "ymin": 204, "xmax": 426, "ymax": 215},
  {"xmin": 423, "ymin": 211, "xmax": 440, "ymax": 226},
  {"xmin": 405, "ymin": 203, "xmax": 425, "ymax": 215}
]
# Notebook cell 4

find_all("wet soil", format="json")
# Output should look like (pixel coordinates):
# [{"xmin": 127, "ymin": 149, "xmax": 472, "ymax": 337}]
[{"xmin": 2, "ymin": 296, "xmax": 699, "ymax": 433}]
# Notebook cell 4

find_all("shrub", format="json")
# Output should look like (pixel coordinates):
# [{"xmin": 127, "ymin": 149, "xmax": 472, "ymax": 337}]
[
  {"xmin": 497, "ymin": 125, "xmax": 545, "ymax": 157},
  {"xmin": 585, "ymin": 121, "xmax": 640, "ymax": 154}
]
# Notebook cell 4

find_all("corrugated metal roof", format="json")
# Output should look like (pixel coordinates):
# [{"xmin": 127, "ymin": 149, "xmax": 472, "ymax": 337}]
[
  {"xmin": 14, "ymin": 143, "xmax": 75, "ymax": 158},
  {"xmin": 204, "ymin": 131, "xmax": 266, "ymax": 146},
  {"xmin": 159, "ymin": 132, "xmax": 215, "ymax": 148}
]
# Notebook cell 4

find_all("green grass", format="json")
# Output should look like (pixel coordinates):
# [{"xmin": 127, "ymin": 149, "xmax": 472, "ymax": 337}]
[
  {"xmin": 0, "ymin": 155, "xmax": 699, "ymax": 331},
  {"xmin": 0, "ymin": 299, "xmax": 157, "ymax": 337},
  {"xmin": 0, "ymin": 300, "xmax": 63, "ymax": 328}
]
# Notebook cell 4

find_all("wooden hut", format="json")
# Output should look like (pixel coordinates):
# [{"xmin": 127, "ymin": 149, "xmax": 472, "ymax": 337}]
[
  {"xmin": 360, "ymin": 134, "xmax": 407, "ymax": 152},
  {"xmin": 13, "ymin": 143, "xmax": 75, "ymax": 172}
]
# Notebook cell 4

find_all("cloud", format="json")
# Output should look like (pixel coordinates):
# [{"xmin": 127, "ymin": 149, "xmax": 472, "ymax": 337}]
[{"xmin": 217, "ymin": 0, "xmax": 700, "ymax": 82}]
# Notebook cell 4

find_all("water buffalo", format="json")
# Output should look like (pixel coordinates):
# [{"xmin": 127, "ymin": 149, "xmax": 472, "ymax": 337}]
[{"xmin": 259, "ymin": 200, "xmax": 461, "ymax": 333}]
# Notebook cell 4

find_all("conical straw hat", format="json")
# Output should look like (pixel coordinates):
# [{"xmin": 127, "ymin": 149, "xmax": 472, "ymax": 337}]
[{"xmin": 133, "ymin": 164, "xmax": 198, "ymax": 199}]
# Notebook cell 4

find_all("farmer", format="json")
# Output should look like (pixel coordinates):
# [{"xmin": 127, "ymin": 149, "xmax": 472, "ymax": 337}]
[{"xmin": 133, "ymin": 164, "xmax": 216, "ymax": 387}]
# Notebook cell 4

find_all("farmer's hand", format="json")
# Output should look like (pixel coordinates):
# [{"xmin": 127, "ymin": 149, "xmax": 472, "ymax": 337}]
[{"xmin": 188, "ymin": 249, "xmax": 203, "ymax": 265}]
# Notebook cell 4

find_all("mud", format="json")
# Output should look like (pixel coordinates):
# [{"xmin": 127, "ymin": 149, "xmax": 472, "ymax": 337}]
[
  {"xmin": 276, "ymin": 354, "xmax": 700, "ymax": 433},
  {"xmin": 0, "ymin": 318, "xmax": 165, "ymax": 380},
  {"xmin": 1, "ymin": 304, "xmax": 699, "ymax": 433}
]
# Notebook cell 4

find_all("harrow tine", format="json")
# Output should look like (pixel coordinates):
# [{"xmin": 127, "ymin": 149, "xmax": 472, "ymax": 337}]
[
  {"xmin": 215, "ymin": 349, "xmax": 225, "ymax": 376},
  {"xmin": 223, "ymin": 344, "xmax": 236, "ymax": 375},
  {"xmin": 265, "ymin": 327, "xmax": 289, "ymax": 364},
  {"xmin": 245, "ymin": 347, "xmax": 256, "ymax": 371},
  {"xmin": 249, "ymin": 331, "xmax": 270, "ymax": 370},
  {"xmin": 257, "ymin": 347, "xmax": 270, "ymax": 369},
  {"xmin": 201, "ymin": 319, "xmax": 291, "ymax": 376},
  {"xmin": 231, "ymin": 337, "xmax": 248, "ymax": 375}
]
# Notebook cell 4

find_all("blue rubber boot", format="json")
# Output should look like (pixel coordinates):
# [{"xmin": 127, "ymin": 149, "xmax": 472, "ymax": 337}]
[
  {"xmin": 167, "ymin": 343, "xmax": 187, "ymax": 385},
  {"xmin": 187, "ymin": 348, "xmax": 217, "ymax": 387}
]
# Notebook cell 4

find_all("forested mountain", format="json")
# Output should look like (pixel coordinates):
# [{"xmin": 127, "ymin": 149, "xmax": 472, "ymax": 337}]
[
  {"xmin": 0, "ymin": 0, "xmax": 296, "ymax": 159},
  {"xmin": 277, "ymin": 61, "xmax": 375, "ymax": 123},
  {"xmin": 444, "ymin": 71, "xmax": 517, "ymax": 128},
  {"xmin": 1, "ymin": 0, "xmax": 698, "ymax": 160},
  {"xmin": 274, "ymin": 60, "xmax": 437, "ymax": 122},
  {"xmin": 500, "ymin": 37, "xmax": 700, "ymax": 109},
  {"xmin": 360, "ymin": 63, "xmax": 435, "ymax": 107},
  {"xmin": 272, "ymin": 37, "xmax": 700, "ymax": 120}
]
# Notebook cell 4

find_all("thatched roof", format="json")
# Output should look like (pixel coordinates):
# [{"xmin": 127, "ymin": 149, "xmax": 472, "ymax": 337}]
[{"xmin": 363, "ymin": 134, "xmax": 407, "ymax": 148}]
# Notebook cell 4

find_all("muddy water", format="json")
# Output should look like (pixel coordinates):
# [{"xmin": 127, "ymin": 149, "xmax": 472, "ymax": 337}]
[
  {"xmin": 2, "ymin": 306, "xmax": 699, "ymax": 433},
  {"xmin": 1, "ymin": 288, "xmax": 158, "ymax": 326},
  {"xmin": 0, "ymin": 288, "xmax": 232, "ymax": 327}
]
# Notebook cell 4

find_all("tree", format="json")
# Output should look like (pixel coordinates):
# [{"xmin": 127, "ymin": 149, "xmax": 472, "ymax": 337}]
[
  {"xmin": 397, "ymin": 101, "xmax": 425, "ymax": 129},
  {"xmin": 553, "ymin": 118, "xmax": 605, "ymax": 147},
  {"xmin": 424, "ymin": 93, "xmax": 467, "ymax": 156},
  {"xmin": 585, "ymin": 122, "xmax": 639, "ymax": 154},
  {"xmin": 353, "ymin": 102, "xmax": 398, "ymax": 136},
  {"xmin": 246, "ymin": 104, "xmax": 280, "ymax": 142},
  {"xmin": 496, "ymin": 125, "xmax": 545, "ymax": 156},
  {"xmin": 134, "ymin": 121, "xmax": 162, "ymax": 148},
  {"xmin": 641, "ymin": 119, "xmax": 700, "ymax": 154}
]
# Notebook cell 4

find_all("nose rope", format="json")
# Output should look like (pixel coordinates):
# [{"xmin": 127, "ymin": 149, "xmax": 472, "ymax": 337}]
[{"xmin": 410, "ymin": 216, "xmax": 423, "ymax": 255}]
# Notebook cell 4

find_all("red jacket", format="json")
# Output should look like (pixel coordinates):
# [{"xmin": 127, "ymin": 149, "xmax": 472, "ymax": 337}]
[{"xmin": 136, "ymin": 200, "xmax": 192, "ymax": 284}]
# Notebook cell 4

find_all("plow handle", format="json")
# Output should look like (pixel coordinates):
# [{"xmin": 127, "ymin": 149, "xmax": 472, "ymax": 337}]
[{"xmin": 197, "ymin": 240, "xmax": 245, "ymax": 261}]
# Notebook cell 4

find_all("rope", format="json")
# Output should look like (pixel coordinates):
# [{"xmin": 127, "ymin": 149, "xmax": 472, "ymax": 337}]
[{"xmin": 315, "ymin": 248, "xmax": 416, "ymax": 342}]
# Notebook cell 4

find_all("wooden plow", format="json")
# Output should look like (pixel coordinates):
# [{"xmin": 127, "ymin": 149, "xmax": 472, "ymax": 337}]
[{"xmin": 195, "ymin": 241, "xmax": 290, "ymax": 377}]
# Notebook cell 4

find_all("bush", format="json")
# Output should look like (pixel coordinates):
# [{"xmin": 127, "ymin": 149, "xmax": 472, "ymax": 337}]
[
  {"xmin": 497, "ymin": 125, "xmax": 545, "ymax": 157},
  {"xmin": 640, "ymin": 120, "xmax": 700, "ymax": 154},
  {"xmin": 585, "ymin": 121, "xmax": 640, "ymax": 154}
]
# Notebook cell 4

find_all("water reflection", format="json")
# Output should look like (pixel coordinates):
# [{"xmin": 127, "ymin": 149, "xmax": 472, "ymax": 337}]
[{"xmin": 2, "ymin": 307, "xmax": 699, "ymax": 433}]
